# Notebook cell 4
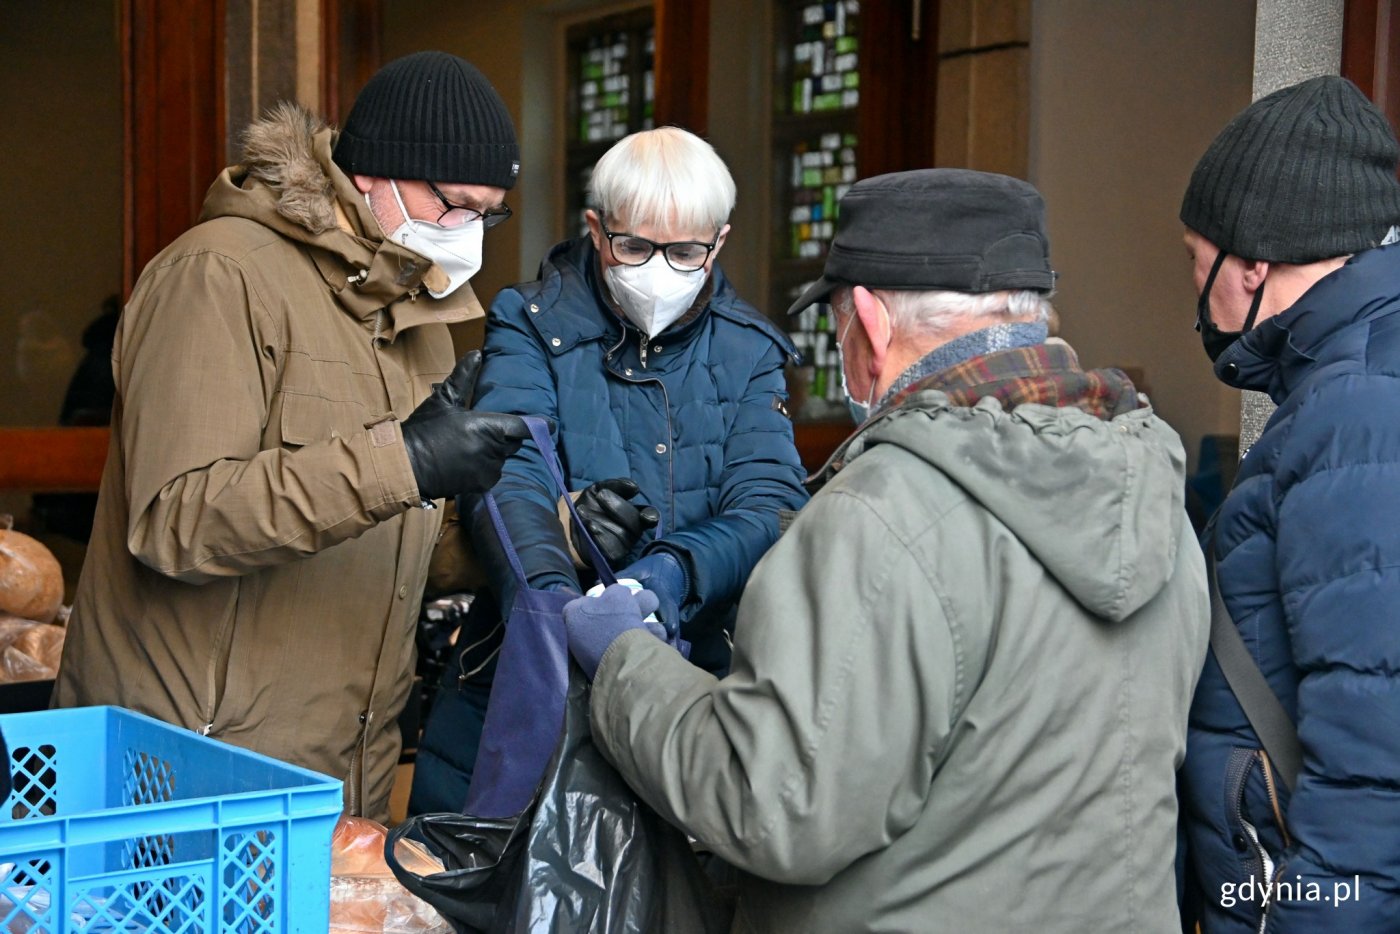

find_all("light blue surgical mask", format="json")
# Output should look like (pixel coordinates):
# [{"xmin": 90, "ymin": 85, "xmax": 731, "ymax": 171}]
[{"xmin": 836, "ymin": 310, "xmax": 876, "ymax": 424}]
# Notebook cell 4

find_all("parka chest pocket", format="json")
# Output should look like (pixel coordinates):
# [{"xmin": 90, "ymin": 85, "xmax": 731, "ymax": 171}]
[
  {"xmin": 277, "ymin": 391, "xmax": 333, "ymax": 447},
  {"xmin": 271, "ymin": 351, "xmax": 369, "ymax": 447}
]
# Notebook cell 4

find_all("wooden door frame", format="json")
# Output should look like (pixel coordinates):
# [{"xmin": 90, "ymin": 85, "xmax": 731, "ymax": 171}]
[{"xmin": 1343, "ymin": 0, "xmax": 1399, "ymax": 150}]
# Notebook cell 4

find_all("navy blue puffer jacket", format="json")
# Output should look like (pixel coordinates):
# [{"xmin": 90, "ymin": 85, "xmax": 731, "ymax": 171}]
[
  {"xmin": 470, "ymin": 236, "xmax": 809, "ymax": 671},
  {"xmin": 1181, "ymin": 243, "xmax": 1400, "ymax": 931}
]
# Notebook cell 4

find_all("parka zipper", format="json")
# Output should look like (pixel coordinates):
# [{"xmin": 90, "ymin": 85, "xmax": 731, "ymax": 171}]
[
  {"xmin": 347, "ymin": 709, "xmax": 372, "ymax": 815},
  {"xmin": 455, "ymin": 621, "xmax": 504, "ymax": 687},
  {"xmin": 1254, "ymin": 751, "xmax": 1291, "ymax": 933},
  {"xmin": 1225, "ymin": 748, "xmax": 1278, "ymax": 928},
  {"xmin": 607, "ymin": 327, "xmax": 676, "ymax": 524},
  {"xmin": 1260, "ymin": 751, "xmax": 1291, "ymax": 849}
]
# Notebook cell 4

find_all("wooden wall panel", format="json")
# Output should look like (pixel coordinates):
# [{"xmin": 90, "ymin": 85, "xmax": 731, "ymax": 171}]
[
  {"xmin": 122, "ymin": 0, "xmax": 225, "ymax": 298},
  {"xmin": 934, "ymin": 0, "xmax": 1030, "ymax": 179},
  {"xmin": 1342, "ymin": 0, "xmax": 1399, "ymax": 155},
  {"xmin": 654, "ymin": 0, "xmax": 710, "ymax": 136},
  {"xmin": 322, "ymin": 0, "xmax": 382, "ymax": 124},
  {"xmin": 856, "ymin": 0, "xmax": 940, "ymax": 178},
  {"xmin": 0, "ymin": 430, "xmax": 110, "ymax": 493}
]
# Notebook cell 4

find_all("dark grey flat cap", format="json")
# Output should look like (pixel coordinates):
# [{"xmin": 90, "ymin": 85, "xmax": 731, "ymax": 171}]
[{"xmin": 787, "ymin": 168, "xmax": 1056, "ymax": 315}]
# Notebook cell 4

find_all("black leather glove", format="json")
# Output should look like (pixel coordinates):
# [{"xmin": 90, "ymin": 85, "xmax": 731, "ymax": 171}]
[
  {"xmin": 572, "ymin": 478, "xmax": 660, "ymax": 566},
  {"xmin": 402, "ymin": 350, "xmax": 531, "ymax": 500}
]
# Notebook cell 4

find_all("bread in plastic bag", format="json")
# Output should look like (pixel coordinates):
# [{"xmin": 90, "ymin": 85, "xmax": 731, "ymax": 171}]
[
  {"xmin": 0, "ymin": 615, "xmax": 64, "ymax": 683},
  {"xmin": 330, "ymin": 815, "xmax": 450, "ymax": 933},
  {"xmin": 0, "ymin": 519, "xmax": 64, "ymax": 624}
]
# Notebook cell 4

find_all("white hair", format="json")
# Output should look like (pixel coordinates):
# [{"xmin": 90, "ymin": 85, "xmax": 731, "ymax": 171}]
[
  {"xmin": 588, "ymin": 126, "xmax": 736, "ymax": 234},
  {"xmin": 834, "ymin": 287, "xmax": 1054, "ymax": 337}
]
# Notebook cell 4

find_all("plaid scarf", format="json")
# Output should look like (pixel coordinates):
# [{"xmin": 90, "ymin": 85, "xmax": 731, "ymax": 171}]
[{"xmin": 883, "ymin": 338, "xmax": 1143, "ymax": 421}]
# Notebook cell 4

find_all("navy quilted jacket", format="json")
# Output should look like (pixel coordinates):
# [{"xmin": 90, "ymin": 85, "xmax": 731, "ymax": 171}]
[
  {"xmin": 468, "ymin": 236, "xmax": 809, "ymax": 671},
  {"xmin": 1181, "ymin": 243, "xmax": 1400, "ymax": 931}
]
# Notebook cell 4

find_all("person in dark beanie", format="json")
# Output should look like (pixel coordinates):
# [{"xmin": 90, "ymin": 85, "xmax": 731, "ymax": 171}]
[
  {"xmin": 1177, "ymin": 75, "xmax": 1400, "ymax": 933},
  {"xmin": 52, "ymin": 51, "xmax": 545, "ymax": 821},
  {"xmin": 553, "ymin": 169, "xmax": 1209, "ymax": 932}
]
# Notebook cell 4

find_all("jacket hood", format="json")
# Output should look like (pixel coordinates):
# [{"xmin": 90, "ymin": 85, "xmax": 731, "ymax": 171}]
[
  {"xmin": 196, "ymin": 103, "xmax": 481, "ymax": 332},
  {"xmin": 837, "ymin": 391, "xmax": 1188, "ymax": 622}
]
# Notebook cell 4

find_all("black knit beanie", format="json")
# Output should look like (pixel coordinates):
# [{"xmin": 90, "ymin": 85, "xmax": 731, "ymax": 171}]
[
  {"xmin": 1180, "ymin": 75, "xmax": 1400, "ymax": 263},
  {"xmin": 332, "ymin": 51, "xmax": 520, "ymax": 189}
]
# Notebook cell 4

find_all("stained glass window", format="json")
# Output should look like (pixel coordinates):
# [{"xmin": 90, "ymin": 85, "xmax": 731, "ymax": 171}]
[
  {"xmin": 791, "ymin": 1, "xmax": 860, "ymax": 114},
  {"xmin": 774, "ymin": 0, "xmax": 860, "ymax": 422},
  {"xmin": 787, "ymin": 131, "xmax": 858, "ymax": 260},
  {"xmin": 565, "ymin": 13, "xmax": 655, "ymax": 238}
]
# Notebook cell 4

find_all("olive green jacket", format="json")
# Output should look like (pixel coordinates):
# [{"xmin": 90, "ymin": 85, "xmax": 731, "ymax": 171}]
[
  {"xmin": 54, "ymin": 105, "xmax": 481, "ymax": 820},
  {"xmin": 592, "ymin": 388, "xmax": 1210, "ymax": 932}
]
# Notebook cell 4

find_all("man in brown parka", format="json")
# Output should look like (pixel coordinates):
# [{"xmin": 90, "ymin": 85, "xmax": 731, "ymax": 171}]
[{"xmin": 53, "ymin": 52, "xmax": 531, "ymax": 820}]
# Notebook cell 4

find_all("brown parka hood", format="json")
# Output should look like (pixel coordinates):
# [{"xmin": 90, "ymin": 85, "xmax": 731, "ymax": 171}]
[{"xmin": 197, "ymin": 102, "xmax": 482, "ymax": 332}]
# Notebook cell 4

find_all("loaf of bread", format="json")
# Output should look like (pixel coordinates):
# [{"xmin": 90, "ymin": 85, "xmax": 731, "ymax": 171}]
[{"xmin": 0, "ymin": 524, "xmax": 64, "ymax": 624}]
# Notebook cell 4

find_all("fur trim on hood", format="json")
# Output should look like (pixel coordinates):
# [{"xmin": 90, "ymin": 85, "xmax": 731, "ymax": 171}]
[{"xmin": 239, "ymin": 102, "xmax": 338, "ymax": 235}]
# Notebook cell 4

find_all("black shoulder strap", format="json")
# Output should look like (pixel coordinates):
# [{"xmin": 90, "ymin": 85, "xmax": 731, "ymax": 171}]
[{"xmin": 1208, "ymin": 529, "xmax": 1303, "ymax": 791}]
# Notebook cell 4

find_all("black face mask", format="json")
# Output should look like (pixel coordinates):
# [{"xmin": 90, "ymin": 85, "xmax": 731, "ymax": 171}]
[{"xmin": 1196, "ymin": 248, "xmax": 1265, "ymax": 363}]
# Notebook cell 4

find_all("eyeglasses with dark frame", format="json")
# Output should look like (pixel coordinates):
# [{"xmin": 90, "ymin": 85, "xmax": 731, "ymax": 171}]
[
  {"xmin": 599, "ymin": 219, "xmax": 720, "ymax": 273},
  {"xmin": 427, "ymin": 181, "xmax": 513, "ymax": 229}
]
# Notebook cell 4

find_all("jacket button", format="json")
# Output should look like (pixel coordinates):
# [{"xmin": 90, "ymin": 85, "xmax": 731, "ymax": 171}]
[
  {"xmin": 652, "ymin": 344, "xmax": 662, "ymax": 353},
  {"xmin": 398, "ymin": 584, "xmax": 408, "ymax": 599},
  {"xmin": 656, "ymin": 443, "xmax": 667, "ymax": 454},
  {"xmin": 551, "ymin": 337, "xmax": 562, "ymax": 347},
  {"xmin": 1223, "ymin": 362, "xmax": 1240, "ymax": 380},
  {"xmin": 1231, "ymin": 832, "xmax": 1249, "ymax": 853},
  {"xmin": 529, "ymin": 303, "xmax": 539, "ymax": 313},
  {"xmin": 625, "ymin": 368, "xmax": 634, "ymax": 376}
]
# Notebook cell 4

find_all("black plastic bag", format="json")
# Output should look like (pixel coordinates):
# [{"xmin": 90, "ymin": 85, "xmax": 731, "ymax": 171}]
[{"xmin": 387, "ymin": 666, "xmax": 733, "ymax": 934}]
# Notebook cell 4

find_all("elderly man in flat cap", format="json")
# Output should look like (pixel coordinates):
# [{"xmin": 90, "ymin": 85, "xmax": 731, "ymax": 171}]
[{"xmin": 558, "ymin": 168, "xmax": 1210, "ymax": 932}]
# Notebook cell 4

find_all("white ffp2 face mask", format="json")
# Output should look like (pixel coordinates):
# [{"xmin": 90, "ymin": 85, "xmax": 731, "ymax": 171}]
[
  {"xmin": 381, "ymin": 181, "xmax": 484, "ymax": 298},
  {"xmin": 604, "ymin": 255, "xmax": 707, "ymax": 338}
]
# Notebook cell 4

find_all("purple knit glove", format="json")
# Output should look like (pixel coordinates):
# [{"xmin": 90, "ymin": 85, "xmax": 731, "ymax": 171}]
[{"xmin": 564, "ymin": 584, "xmax": 664, "ymax": 679}]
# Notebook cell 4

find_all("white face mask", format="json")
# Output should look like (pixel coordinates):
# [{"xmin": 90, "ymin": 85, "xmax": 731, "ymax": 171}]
[
  {"xmin": 380, "ymin": 181, "xmax": 484, "ymax": 298},
  {"xmin": 604, "ymin": 255, "xmax": 707, "ymax": 338}
]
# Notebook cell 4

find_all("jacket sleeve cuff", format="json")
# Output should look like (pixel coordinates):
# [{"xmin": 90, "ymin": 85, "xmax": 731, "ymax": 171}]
[
  {"xmin": 594, "ymin": 627, "xmax": 704, "ymax": 709},
  {"xmin": 641, "ymin": 541, "xmax": 694, "ymax": 599},
  {"xmin": 362, "ymin": 416, "xmax": 420, "ymax": 520}
]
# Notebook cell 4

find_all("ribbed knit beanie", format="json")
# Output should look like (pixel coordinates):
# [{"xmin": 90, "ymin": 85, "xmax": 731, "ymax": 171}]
[
  {"xmin": 333, "ymin": 51, "xmax": 520, "ymax": 189},
  {"xmin": 1180, "ymin": 75, "xmax": 1400, "ymax": 263}
]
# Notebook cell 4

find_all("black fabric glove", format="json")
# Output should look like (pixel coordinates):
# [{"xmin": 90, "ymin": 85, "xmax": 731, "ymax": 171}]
[
  {"xmin": 572, "ymin": 478, "xmax": 660, "ymax": 566},
  {"xmin": 401, "ymin": 351, "xmax": 531, "ymax": 500}
]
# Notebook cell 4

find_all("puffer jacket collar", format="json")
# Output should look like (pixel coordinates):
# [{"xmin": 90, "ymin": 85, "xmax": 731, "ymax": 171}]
[
  {"xmin": 1214, "ymin": 242, "xmax": 1400, "ymax": 402},
  {"xmin": 197, "ymin": 103, "xmax": 482, "ymax": 340},
  {"xmin": 517, "ymin": 236, "xmax": 798, "ymax": 362}
]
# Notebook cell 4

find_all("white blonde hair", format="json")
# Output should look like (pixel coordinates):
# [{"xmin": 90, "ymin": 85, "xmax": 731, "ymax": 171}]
[
  {"xmin": 834, "ymin": 287, "xmax": 1054, "ymax": 337},
  {"xmin": 588, "ymin": 126, "xmax": 736, "ymax": 234}
]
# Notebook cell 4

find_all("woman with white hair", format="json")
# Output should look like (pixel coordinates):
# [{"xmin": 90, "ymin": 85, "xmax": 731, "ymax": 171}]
[{"xmin": 410, "ymin": 126, "xmax": 809, "ymax": 813}]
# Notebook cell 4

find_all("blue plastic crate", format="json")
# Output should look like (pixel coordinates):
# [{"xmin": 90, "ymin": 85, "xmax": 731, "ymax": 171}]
[{"xmin": 0, "ymin": 706, "xmax": 343, "ymax": 933}]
